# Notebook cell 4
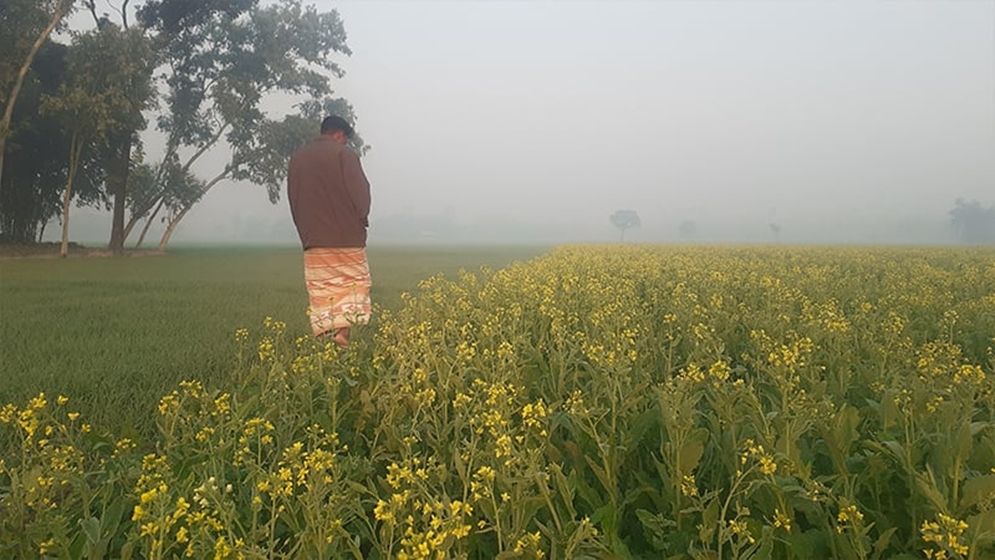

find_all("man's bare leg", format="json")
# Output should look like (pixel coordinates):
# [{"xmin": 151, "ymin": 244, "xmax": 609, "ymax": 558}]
[
  {"xmin": 317, "ymin": 327, "xmax": 349, "ymax": 348},
  {"xmin": 333, "ymin": 327, "xmax": 350, "ymax": 348}
]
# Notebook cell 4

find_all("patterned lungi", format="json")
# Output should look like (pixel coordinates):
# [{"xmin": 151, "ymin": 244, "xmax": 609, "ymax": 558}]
[{"xmin": 303, "ymin": 248, "xmax": 372, "ymax": 337}]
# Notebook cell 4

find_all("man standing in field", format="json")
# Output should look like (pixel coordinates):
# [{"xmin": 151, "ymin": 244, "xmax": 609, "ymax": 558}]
[{"xmin": 288, "ymin": 116, "xmax": 372, "ymax": 348}]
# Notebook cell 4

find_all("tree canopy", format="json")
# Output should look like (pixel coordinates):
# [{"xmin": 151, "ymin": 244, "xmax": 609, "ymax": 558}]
[
  {"xmin": 610, "ymin": 209, "xmax": 641, "ymax": 242},
  {"xmin": 950, "ymin": 199, "xmax": 995, "ymax": 245}
]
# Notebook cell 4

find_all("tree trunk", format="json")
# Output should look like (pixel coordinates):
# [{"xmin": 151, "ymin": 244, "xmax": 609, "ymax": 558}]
[
  {"xmin": 123, "ymin": 216, "xmax": 137, "ymax": 241},
  {"xmin": 122, "ymin": 139, "xmax": 180, "ymax": 244},
  {"xmin": 123, "ymin": 127, "xmax": 225, "ymax": 247},
  {"xmin": 38, "ymin": 219, "xmax": 47, "ymax": 242},
  {"xmin": 123, "ymin": 198, "xmax": 154, "ymax": 243},
  {"xmin": 0, "ymin": 1, "xmax": 72, "ymax": 187},
  {"xmin": 135, "ymin": 197, "xmax": 164, "ymax": 247},
  {"xmin": 60, "ymin": 134, "xmax": 82, "ymax": 258},
  {"xmin": 157, "ymin": 171, "xmax": 227, "ymax": 250},
  {"xmin": 107, "ymin": 134, "xmax": 132, "ymax": 254},
  {"xmin": 158, "ymin": 206, "xmax": 190, "ymax": 250}
]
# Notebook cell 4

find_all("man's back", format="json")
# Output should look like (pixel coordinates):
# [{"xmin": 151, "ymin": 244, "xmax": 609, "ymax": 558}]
[{"xmin": 287, "ymin": 136, "xmax": 371, "ymax": 249}]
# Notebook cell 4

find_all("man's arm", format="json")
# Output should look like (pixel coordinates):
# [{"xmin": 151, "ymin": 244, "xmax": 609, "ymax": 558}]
[
  {"xmin": 287, "ymin": 157, "xmax": 301, "ymax": 228},
  {"xmin": 341, "ymin": 149, "xmax": 371, "ymax": 226}
]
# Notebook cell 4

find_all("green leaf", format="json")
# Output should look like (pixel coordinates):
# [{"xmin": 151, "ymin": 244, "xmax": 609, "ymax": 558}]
[
  {"xmin": 119, "ymin": 540, "xmax": 135, "ymax": 560},
  {"xmin": 699, "ymin": 499, "xmax": 719, "ymax": 543},
  {"xmin": 629, "ymin": 408, "xmax": 659, "ymax": 448},
  {"xmin": 833, "ymin": 405, "xmax": 861, "ymax": 451},
  {"xmin": 635, "ymin": 508, "xmax": 676, "ymax": 541},
  {"xmin": 753, "ymin": 534, "xmax": 774, "ymax": 558},
  {"xmin": 346, "ymin": 481, "xmax": 373, "ymax": 496},
  {"xmin": 967, "ymin": 509, "xmax": 995, "ymax": 541},
  {"xmin": 573, "ymin": 469, "xmax": 603, "ymax": 511},
  {"xmin": 100, "ymin": 496, "xmax": 126, "ymax": 534},
  {"xmin": 775, "ymin": 433, "xmax": 803, "ymax": 468},
  {"xmin": 551, "ymin": 463, "xmax": 575, "ymax": 501},
  {"xmin": 960, "ymin": 474, "xmax": 995, "ymax": 511},
  {"xmin": 678, "ymin": 438, "xmax": 705, "ymax": 474},
  {"xmin": 880, "ymin": 396, "xmax": 900, "ymax": 431},
  {"xmin": 591, "ymin": 503, "xmax": 616, "ymax": 527},
  {"xmin": 914, "ymin": 471, "xmax": 949, "ymax": 512},
  {"xmin": 786, "ymin": 529, "xmax": 830, "ymax": 559},
  {"xmin": 969, "ymin": 421, "xmax": 990, "ymax": 436},
  {"xmin": 79, "ymin": 517, "xmax": 100, "ymax": 545},
  {"xmin": 585, "ymin": 455, "xmax": 614, "ymax": 496},
  {"xmin": 873, "ymin": 526, "xmax": 898, "ymax": 559},
  {"xmin": 878, "ymin": 440, "xmax": 906, "ymax": 463}
]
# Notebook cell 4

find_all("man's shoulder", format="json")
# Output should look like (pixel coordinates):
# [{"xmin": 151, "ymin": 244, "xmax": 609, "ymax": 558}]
[
  {"xmin": 292, "ymin": 137, "xmax": 319, "ymax": 155},
  {"xmin": 339, "ymin": 145, "xmax": 361, "ymax": 161},
  {"xmin": 296, "ymin": 137, "xmax": 350, "ymax": 160}
]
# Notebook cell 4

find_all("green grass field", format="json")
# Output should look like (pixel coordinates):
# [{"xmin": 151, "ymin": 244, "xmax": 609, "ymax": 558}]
[{"xmin": 0, "ymin": 246, "xmax": 542, "ymax": 436}]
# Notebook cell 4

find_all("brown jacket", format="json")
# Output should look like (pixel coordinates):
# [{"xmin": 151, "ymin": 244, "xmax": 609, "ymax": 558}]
[{"xmin": 287, "ymin": 136, "xmax": 371, "ymax": 249}]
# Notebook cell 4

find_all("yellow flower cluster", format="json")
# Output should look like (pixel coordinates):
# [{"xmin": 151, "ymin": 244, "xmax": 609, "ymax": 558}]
[
  {"xmin": 740, "ymin": 438, "xmax": 778, "ymax": 476},
  {"xmin": 836, "ymin": 502, "xmax": 864, "ymax": 534},
  {"xmin": 680, "ymin": 474, "xmax": 699, "ymax": 498},
  {"xmin": 772, "ymin": 508, "xmax": 792, "ymax": 532},
  {"xmin": 727, "ymin": 519, "xmax": 755, "ymax": 545},
  {"xmin": 921, "ymin": 513, "xmax": 970, "ymax": 559}
]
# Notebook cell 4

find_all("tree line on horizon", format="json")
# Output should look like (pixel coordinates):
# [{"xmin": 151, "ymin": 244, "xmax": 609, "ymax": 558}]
[{"xmin": 609, "ymin": 200, "xmax": 995, "ymax": 245}]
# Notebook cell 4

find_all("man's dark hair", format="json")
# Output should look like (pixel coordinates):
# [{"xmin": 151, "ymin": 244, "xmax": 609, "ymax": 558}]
[{"xmin": 321, "ymin": 115, "xmax": 354, "ymax": 138}]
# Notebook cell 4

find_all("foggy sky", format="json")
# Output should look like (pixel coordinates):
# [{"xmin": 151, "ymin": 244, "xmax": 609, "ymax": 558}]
[{"xmin": 61, "ymin": 0, "xmax": 995, "ymax": 245}]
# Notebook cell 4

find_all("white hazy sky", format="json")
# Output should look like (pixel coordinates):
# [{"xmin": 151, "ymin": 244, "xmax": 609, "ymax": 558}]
[{"xmin": 65, "ymin": 0, "xmax": 995, "ymax": 244}]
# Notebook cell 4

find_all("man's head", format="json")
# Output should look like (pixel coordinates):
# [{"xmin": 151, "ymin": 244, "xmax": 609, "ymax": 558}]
[{"xmin": 320, "ymin": 115, "xmax": 354, "ymax": 145}]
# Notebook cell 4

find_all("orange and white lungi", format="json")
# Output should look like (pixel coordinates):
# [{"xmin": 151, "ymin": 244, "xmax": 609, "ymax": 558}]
[{"xmin": 304, "ymin": 248, "xmax": 372, "ymax": 336}]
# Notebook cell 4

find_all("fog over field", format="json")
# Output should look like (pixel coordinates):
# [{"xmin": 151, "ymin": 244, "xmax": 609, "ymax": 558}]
[{"xmin": 60, "ymin": 0, "xmax": 994, "ymax": 245}]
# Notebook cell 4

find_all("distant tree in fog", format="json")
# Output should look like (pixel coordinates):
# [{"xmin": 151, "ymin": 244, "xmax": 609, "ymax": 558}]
[
  {"xmin": 610, "ymin": 209, "xmax": 640, "ymax": 242},
  {"xmin": 769, "ymin": 223, "xmax": 781, "ymax": 242},
  {"xmin": 950, "ymin": 198, "xmax": 995, "ymax": 244},
  {"xmin": 679, "ymin": 220, "xmax": 697, "ymax": 239}
]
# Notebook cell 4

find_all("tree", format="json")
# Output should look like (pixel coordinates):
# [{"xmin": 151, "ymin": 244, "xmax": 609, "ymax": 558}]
[
  {"xmin": 679, "ymin": 220, "xmax": 697, "ymax": 239},
  {"xmin": 0, "ymin": 0, "xmax": 76, "ymax": 185},
  {"xmin": 41, "ymin": 26, "xmax": 154, "ymax": 256},
  {"xmin": 99, "ymin": 27, "xmax": 156, "ymax": 254},
  {"xmin": 41, "ymin": 87, "xmax": 106, "ymax": 257},
  {"xmin": 74, "ymin": 3, "xmax": 159, "ymax": 255},
  {"xmin": 127, "ymin": 160, "xmax": 164, "ymax": 248},
  {"xmin": 950, "ymin": 198, "xmax": 995, "ymax": 245},
  {"xmin": 153, "ymin": 160, "xmax": 210, "ymax": 248},
  {"xmin": 0, "ymin": 40, "xmax": 103, "ymax": 243},
  {"xmin": 769, "ymin": 222, "xmax": 781, "ymax": 242},
  {"xmin": 610, "ymin": 210, "xmax": 641, "ymax": 242},
  {"xmin": 127, "ymin": 0, "xmax": 357, "ymax": 250}
]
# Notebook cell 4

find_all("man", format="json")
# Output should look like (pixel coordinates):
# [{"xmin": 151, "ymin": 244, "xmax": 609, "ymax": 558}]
[{"xmin": 287, "ymin": 115, "xmax": 372, "ymax": 347}]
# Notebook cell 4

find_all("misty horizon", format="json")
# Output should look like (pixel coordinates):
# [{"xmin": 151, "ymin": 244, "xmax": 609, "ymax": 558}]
[{"xmin": 51, "ymin": 0, "xmax": 995, "ymax": 247}]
